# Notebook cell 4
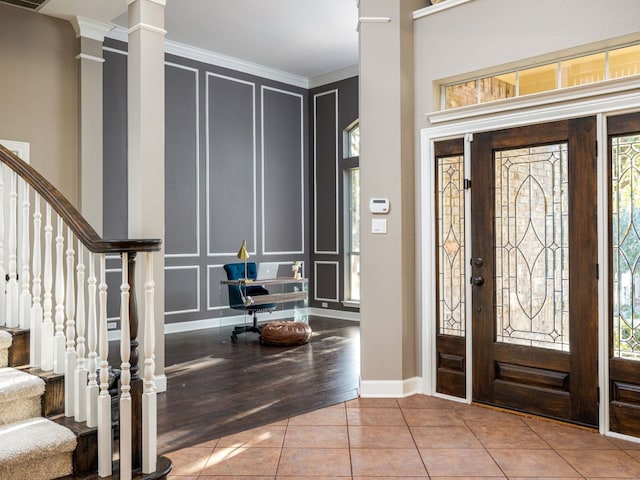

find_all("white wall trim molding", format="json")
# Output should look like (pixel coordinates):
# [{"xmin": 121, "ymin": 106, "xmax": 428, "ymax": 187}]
[
  {"xmin": 358, "ymin": 17, "xmax": 391, "ymax": 23},
  {"xmin": 261, "ymin": 86, "xmax": 305, "ymax": 256},
  {"xmin": 413, "ymin": 0, "xmax": 475, "ymax": 19},
  {"xmin": 75, "ymin": 53, "xmax": 106, "ymax": 63},
  {"xmin": 103, "ymin": 46, "xmax": 127, "ymax": 56},
  {"xmin": 107, "ymin": 26, "xmax": 309, "ymax": 89},
  {"xmin": 359, "ymin": 377, "xmax": 423, "ymax": 398},
  {"xmin": 314, "ymin": 260, "xmax": 340, "ymax": 303},
  {"xmin": 313, "ymin": 89, "xmax": 340, "ymax": 255},
  {"xmin": 308, "ymin": 307, "xmax": 359, "ymax": 321},
  {"xmin": 206, "ymin": 264, "xmax": 227, "ymax": 311},
  {"xmin": 309, "ymin": 65, "xmax": 359, "ymax": 90},
  {"xmin": 164, "ymin": 265, "xmax": 201, "ymax": 315},
  {"xmin": 161, "ymin": 307, "xmax": 308, "ymax": 335},
  {"xmin": 127, "ymin": 23, "xmax": 167, "ymax": 36},
  {"xmin": 165, "ymin": 61, "xmax": 201, "ymax": 258},
  {"xmin": 205, "ymin": 72, "xmax": 257, "ymax": 257},
  {"xmin": 71, "ymin": 16, "xmax": 114, "ymax": 41}
]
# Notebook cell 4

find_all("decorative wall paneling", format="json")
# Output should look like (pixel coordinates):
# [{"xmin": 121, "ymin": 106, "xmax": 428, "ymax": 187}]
[
  {"xmin": 262, "ymin": 86, "xmax": 305, "ymax": 255},
  {"xmin": 314, "ymin": 260, "xmax": 340, "ymax": 303},
  {"xmin": 165, "ymin": 62, "xmax": 200, "ymax": 258},
  {"xmin": 309, "ymin": 77, "xmax": 359, "ymax": 311},
  {"xmin": 103, "ymin": 40, "xmax": 309, "ymax": 328},
  {"xmin": 206, "ymin": 73, "xmax": 256, "ymax": 257}
]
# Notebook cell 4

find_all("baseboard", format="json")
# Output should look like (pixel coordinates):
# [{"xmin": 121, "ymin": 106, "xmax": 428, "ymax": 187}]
[
  {"xmin": 110, "ymin": 307, "xmax": 358, "ymax": 339},
  {"xmin": 359, "ymin": 376, "xmax": 423, "ymax": 398},
  {"xmin": 308, "ymin": 307, "xmax": 360, "ymax": 322},
  {"xmin": 107, "ymin": 308, "xmax": 310, "ymax": 341}
]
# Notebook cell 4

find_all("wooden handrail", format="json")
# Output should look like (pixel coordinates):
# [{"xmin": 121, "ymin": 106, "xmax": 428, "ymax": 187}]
[{"xmin": 0, "ymin": 144, "xmax": 160, "ymax": 254}]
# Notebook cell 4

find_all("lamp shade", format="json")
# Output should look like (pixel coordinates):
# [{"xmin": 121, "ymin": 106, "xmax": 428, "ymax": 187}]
[{"xmin": 237, "ymin": 239, "xmax": 249, "ymax": 260}]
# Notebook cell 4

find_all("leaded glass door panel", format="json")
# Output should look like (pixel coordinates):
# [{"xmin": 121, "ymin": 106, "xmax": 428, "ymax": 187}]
[
  {"xmin": 609, "ymin": 111, "xmax": 640, "ymax": 437},
  {"xmin": 435, "ymin": 138, "xmax": 466, "ymax": 398},
  {"xmin": 471, "ymin": 118, "xmax": 598, "ymax": 427}
]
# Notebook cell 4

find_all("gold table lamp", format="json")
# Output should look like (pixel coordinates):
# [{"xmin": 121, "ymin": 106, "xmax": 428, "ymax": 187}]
[{"xmin": 237, "ymin": 239, "xmax": 249, "ymax": 280}]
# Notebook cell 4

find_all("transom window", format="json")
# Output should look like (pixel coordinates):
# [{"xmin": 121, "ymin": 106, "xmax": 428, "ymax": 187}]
[{"xmin": 443, "ymin": 43, "xmax": 640, "ymax": 110}]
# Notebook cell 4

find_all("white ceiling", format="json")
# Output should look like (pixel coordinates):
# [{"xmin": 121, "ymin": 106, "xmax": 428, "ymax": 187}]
[{"xmin": 39, "ymin": 0, "xmax": 360, "ymax": 82}]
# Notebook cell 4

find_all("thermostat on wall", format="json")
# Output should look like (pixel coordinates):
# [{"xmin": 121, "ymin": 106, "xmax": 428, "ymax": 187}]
[{"xmin": 369, "ymin": 197, "xmax": 390, "ymax": 214}]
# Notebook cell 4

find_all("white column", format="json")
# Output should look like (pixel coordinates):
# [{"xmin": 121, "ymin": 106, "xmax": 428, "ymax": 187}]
[
  {"xmin": 127, "ymin": 0, "xmax": 166, "ymax": 391},
  {"xmin": 71, "ymin": 17, "xmax": 113, "ymax": 236}
]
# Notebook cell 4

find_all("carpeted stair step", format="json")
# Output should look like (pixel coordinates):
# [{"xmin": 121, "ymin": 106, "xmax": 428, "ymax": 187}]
[
  {"xmin": 0, "ymin": 416, "xmax": 76, "ymax": 480},
  {"xmin": 0, "ymin": 367, "xmax": 45, "ymax": 426},
  {"xmin": 0, "ymin": 330, "xmax": 11, "ymax": 368}
]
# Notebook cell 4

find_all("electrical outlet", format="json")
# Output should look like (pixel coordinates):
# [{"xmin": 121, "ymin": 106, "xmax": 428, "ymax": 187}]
[
  {"xmin": 321, "ymin": 302, "xmax": 328, "ymax": 308},
  {"xmin": 107, "ymin": 322, "xmax": 117, "ymax": 330}
]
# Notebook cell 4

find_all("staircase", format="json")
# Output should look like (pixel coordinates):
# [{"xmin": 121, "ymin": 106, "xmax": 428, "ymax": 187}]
[
  {"xmin": 0, "ymin": 144, "xmax": 172, "ymax": 479},
  {"xmin": 0, "ymin": 353, "xmax": 76, "ymax": 480}
]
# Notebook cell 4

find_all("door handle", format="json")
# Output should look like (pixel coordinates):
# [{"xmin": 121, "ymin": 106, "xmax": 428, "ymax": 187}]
[{"xmin": 471, "ymin": 275, "xmax": 485, "ymax": 286}]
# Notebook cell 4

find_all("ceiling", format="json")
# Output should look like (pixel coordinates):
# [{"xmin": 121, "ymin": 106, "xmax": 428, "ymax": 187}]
[{"xmin": 33, "ymin": 0, "xmax": 360, "ymax": 83}]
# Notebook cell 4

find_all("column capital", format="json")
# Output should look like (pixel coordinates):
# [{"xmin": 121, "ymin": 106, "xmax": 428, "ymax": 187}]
[
  {"xmin": 128, "ymin": 0, "xmax": 166, "ymax": 5},
  {"xmin": 70, "ymin": 16, "xmax": 114, "ymax": 42}
]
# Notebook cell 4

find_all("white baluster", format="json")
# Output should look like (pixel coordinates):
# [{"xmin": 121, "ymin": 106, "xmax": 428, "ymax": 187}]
[
  {"xmin": 0, "ymin": 164, "xmax": 6, "ymax": 326},
  {"xmin": 30, "ymin": 193, "xmax": 42, "ymax": 367},
  {"xmin": 142, "ymin": 252, "xmax": 156, "ymax": 474},
  {"xmin": 120, "ymin": 252, "xmax": 132, "ymax": 480},
  {"xmin": 64, "ymin": 228, "xmax": 76, "ymax": 417},
  {"xmin": 40, "ymin": 205, "xmax": 54, "ymax": 371},
  {"xmin": 86, "ymin": 251, "xmax": 98, "ymax": 428},
  {"xmin": 19, "ymin": 180, "xmax": 31, "ymax": 330},
  {"xmin": 75, "ymin": 243, "xmax": 87, "ymax": 422},
  {"xmin": 53, "ymin": 216, "xmax": 65, "ymax": 374},
  {"xmin": 5, "ymin": 171, "xmax": 18, "ymax": 327},
  {"xmin": 97, "ymin": 253, "xmax": 112, "ymax": 477}
]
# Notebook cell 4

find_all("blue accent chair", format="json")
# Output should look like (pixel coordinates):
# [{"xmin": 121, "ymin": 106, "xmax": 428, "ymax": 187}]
[{"xmin": 223, "ymin": 262, "xmax": 276, "ymax": 342}]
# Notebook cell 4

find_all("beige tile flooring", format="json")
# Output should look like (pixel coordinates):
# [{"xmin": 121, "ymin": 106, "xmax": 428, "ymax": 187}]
[{"xmin": 166, "ymin": 394, "xmax": 640, "ymax": 479}]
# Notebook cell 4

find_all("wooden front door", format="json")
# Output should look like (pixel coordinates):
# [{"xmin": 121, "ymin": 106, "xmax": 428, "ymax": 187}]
[{"xmin": 470, "ymin": 118, "xmax": 599, "ymax": 427}]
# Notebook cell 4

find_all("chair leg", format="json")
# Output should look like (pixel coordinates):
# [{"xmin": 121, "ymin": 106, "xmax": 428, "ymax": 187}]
[{"xmin": 230, "ymin": 311, "xmax": 261, "ymax": 343}]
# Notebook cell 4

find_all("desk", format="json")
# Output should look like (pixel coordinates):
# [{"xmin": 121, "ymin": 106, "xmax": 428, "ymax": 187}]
[{"xmin": 221, "ymin": 277, "xmax": 308, "ymax": 307}]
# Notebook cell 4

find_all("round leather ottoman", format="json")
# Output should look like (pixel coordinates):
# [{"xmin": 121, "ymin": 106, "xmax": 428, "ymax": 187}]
[{"xmin": 260, "ymin": 321, "xmax": 312, "ymax": 346}]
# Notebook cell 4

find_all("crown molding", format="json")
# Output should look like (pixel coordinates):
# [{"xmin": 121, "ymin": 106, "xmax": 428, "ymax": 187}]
[
  {"xmin": 71, "ymin": 16, "xmax": 114, "ymax": 41},
  {"xmin": 107, "ymin": 26, "xmax": 361, "ymax": 89},
  {"xmin": 413, "ymin": 0, "xmax": 475, "ymax": 19},
  {"xmin": 309, "ymin": 65, "xmax": 359, "ymax": 89}
]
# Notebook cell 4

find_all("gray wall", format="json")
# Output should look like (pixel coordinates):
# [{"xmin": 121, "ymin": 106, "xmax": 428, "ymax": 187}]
[
  {"xmin": 103, "ymin": 40, "xmax": 310, "ymax": 325},
  {"xmin": 310, "ymin": 76, "xmax": 359, "ymax": 311}
]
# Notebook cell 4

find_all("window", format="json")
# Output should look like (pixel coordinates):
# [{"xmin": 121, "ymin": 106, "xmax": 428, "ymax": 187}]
[
  {"xmin": 344, "ymin": 122, "xmax": 360, "ymax": 303},
  {"xmin": 443, "ymin": 43, "xmax": 640, "ymax": 110}
]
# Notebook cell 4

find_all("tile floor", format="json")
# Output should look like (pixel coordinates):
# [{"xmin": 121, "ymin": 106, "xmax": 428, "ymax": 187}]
[{"xmin": 165, "ymin": 394, "xmax": 640, "ymax": 479}]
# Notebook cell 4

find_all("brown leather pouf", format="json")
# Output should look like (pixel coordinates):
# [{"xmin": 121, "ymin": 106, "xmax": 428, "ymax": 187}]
[{"xmin": 261, "ymin": 321, "xmax": 312, "ymax": 346}]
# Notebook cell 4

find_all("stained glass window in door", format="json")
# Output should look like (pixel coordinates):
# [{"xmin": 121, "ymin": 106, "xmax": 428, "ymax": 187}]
[
  {"xmin": 494, "ymin": 144, "xmax": 570, "ymax": 351},
  {"xmin": 612, "ymin": 133, "xmax": 640, "ymax": 360},
  {"xmin": 437, "ymin": 154, "xmax": 466, "ymax": 336}
]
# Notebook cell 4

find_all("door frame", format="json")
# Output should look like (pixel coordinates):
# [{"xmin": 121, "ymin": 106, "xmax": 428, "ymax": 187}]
[{"xmin": 419, "ymin": 82, "xmax": 640, "ymax": 440}]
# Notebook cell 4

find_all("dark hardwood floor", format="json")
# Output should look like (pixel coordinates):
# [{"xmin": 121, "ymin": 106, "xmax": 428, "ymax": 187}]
[{"xmin": 149, "ymin": 316, "xmax": 359, "ymax": 453}]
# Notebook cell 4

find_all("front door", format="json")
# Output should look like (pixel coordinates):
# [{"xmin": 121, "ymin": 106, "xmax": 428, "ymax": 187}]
[{"xmin": 470, "ymin": 118, "xmax": 599, "ymax": 427}]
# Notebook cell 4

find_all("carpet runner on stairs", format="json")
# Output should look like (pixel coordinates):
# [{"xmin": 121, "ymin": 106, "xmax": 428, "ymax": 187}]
[{"xmin": 0, "ymin": 367, "xmax": 77, "ymax": 479}]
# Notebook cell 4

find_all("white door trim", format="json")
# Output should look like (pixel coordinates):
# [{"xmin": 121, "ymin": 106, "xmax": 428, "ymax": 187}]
[{"xmin": 419, "ymin": 85, "xmax": 640, "ymax": 439}]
